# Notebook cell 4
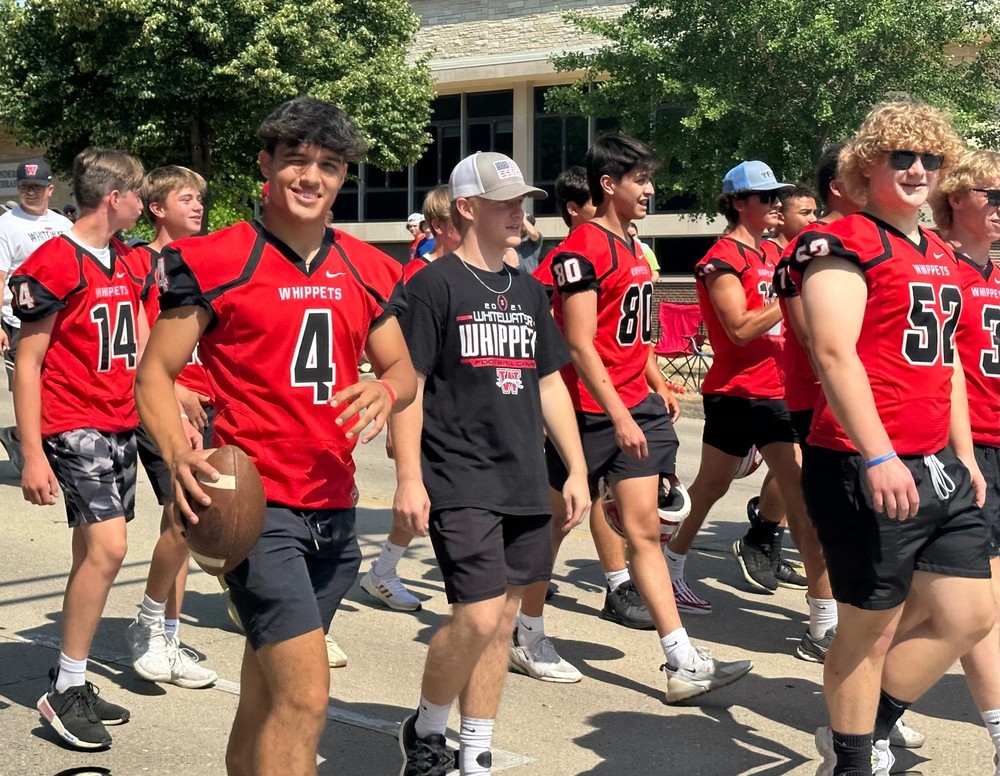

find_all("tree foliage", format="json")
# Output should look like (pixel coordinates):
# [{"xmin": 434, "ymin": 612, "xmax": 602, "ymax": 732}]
[
  {"xmin": 0, "ymin": 0, "xmax": 434, "ymax": 224},
  {"xmin": 550, "ymin": 0, "xmax": 1000, "ymax": 213}
]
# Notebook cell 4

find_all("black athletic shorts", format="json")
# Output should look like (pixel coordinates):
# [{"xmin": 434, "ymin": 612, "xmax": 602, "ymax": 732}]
[
  {"xmin": 44, "ymin": 428, "xmax": 137, "ymax": 528},
  {"xmin": 225, "ymin": 505, "xmax": 362, "ymax": 650},
  {"xmin": 802, "ymin": 445, "xmax": 990, "ymax": 609},
  {"xmin": 136, "ymin": 407, "xmax": 216, "ymax": 505},
  {"xmin": 429, "ymin": 508, "xmax": 552, "ymax": 605},
  {"xmin": 974, "ymin": 444, "xmax": 1000, "ymax": 558},
  {"xmin": 702, "ymin": 394, "xmax": 795, "ymax": 458},
  {"xmin": 545, "ymin": 393, "xmax": 679, "ymax": 495},
  {"xmin": 789, "ymin": 409, "xmax": 814, "ymax": 449}
]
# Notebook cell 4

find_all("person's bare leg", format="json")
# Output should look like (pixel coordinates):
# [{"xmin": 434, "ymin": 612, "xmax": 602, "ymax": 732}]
[
  {"xmin": 226, "ymin": 640, "xmax": 272, "ymax": 776},
  {"xmin": 227, "ymin": 629, "xmax": 330, "ymax": 776},
  {"xmin": 959, "ymin": 559, "xmax": 1000, "ymax": 712},
  {"xmin": 145, "ymin": 504, "xmax": 189, "ymax": 605},
  {"xmin": 667, "ymin": 444, "xmax": 739, "ymax": 557},
  {"xmin": 520, "ymin": 490, "xmax": 568, "ymax": 619},
  {"xmin": 62, "ymin": 519, "xmax": 128, "ymax": 659},
  {"xmin": 459, "ymin": 592, "xmax": 522, "ymax": 717},
  {"xmin": 590, "ymin": 497, "xmax": 627, "ymax": 573}
]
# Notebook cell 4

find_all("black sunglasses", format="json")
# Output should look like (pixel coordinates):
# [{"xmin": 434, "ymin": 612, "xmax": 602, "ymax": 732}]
[
  {"xmin": 971, "ymin": 188, "xmax": 1000, "ymax": 207},
  {"xmin": 737, "ymin": 191, "xmax": 781, "ymax": 205},
  {"xmin": 888, "ymin": 150, "xmax": 944, "ymax": 171}
]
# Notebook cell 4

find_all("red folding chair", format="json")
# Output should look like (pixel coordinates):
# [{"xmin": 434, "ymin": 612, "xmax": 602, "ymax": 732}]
[{"xmin": 654, "ymin": 302, "xmax": 712, "ymax": 392}]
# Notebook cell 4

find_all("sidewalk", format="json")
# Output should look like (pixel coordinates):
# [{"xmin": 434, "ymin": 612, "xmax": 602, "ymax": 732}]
[{"xmin": 0, "ymin": 399, "xmax": 989, "ymax": 775}]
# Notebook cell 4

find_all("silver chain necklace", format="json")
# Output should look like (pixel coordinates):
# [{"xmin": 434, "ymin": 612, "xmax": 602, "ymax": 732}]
[{"xmin": 460, "ymin": 257, "xmax": 513, "ymax": 295}]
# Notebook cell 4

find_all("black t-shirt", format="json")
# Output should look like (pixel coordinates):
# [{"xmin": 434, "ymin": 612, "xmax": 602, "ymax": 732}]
[{"xmin": 403, "ymin": 253, "xmax": 569, "ymax": 514}]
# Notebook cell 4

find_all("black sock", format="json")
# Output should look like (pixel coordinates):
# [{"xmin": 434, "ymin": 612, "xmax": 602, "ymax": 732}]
[
  {"xmin": 769, "ymin": 526, "xmax": 787, "ymax": 556},
  {"xmin": 745, "ymin": 497, "xmax": 780, "ymax": 547},
  {"xmin": 831, "ymin": 730, "xmax": 872, "ymax": 776},
  {"xmin": 874, "ymin": 689, "xmax": 910, "ymax": 741}
]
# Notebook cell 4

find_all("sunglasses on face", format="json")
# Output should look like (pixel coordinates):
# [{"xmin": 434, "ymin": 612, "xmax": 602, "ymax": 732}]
[
  {"xmin": 888, "ymin": 150, "xmax": 944, "ymax": 171},
  {"xmin": 971, "ymin": 188, "xmax": 1000, "ymax": 207},
  {"xmin": 738, "ymin": 191, "xmax": 781, "ymax": 206}
]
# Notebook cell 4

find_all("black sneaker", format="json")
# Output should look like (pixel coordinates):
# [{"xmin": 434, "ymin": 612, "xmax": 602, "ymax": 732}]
[
  {"xmin": 46, "ymin": 667, "xmax": 130, "ymax": 725},
  {"xmin": 599, "ymin": 581, "xmax": 655, "ymax": 630},
  {"xmin": 0, "ymin": 425, "xmax": 23, "ymax": 474},
  {"xmin": 771, "ymin": 552, "xmax": 808, "ymax": 589},
  {"xmin": 398, "ymin": 713, "xmax": 457, "ymax": 776},
  {"xmin": 732, "ymin": 538, "xmax": 778, "ymax": 592},
  {"xmin": 36, "ymin": 680, "xmax": 112, "ymax": 750}
]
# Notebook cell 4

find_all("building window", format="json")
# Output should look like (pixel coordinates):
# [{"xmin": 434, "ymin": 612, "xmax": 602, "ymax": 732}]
[
  {"xmin": 414, "ymin": 95, "xmax": 462, "ymax": 212},
  {"xmin": 533, "ymin": 87, "xmax": 589, "ymax": 216},
  {"xmin": 466, "ymin": 90, "xmax": 514, "ymax": 157}
]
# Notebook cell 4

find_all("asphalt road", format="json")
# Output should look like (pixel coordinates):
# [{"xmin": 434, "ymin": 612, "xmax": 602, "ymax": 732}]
[{"xmin": 0, "ymin": 394, "xmax": 991, "ymax": 776}]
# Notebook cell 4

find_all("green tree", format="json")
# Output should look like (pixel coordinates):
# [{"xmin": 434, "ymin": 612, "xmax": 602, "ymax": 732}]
[
  {"xmin": 549, "ymin": 0, "xmax": 1000, "ymax": 213},
  {"xmin": 0, "ymin": 0, "xmax": 434, "ymax": 225}
]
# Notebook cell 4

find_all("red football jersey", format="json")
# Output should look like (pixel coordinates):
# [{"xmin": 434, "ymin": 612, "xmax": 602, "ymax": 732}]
[
  {"xmin": 774, "ymin": 225, "xmax": 824, "ymax": 413},
  {"xmin": 159, "ymin": 221, "xmax": 403, "ymax": 510},
  {"xmin": 695, "ymin": 237, "xmax": 784, "ymax": 398},
  {"xmin": 789, "ymin": 214, "xmax": 960, "ymax": 454},
  {"xmin": 135, "ymin": 244, "xmax": 215, "ymax": 402},
  {"xmin": 533, "ymin": 245, "xmax": 557, "ymax": 291},
  {"xmin": 550, "ymin": 222, "xmax": 653, "ymax": 413},
  {"xmin": 402, "ymin": 255, "xmax": 431, "ymax": 283},
  {"xmin": 9, "ymin": 235, "xmax": 146, "ymax": 436},
  {"xmin": 955, "ymin": 252, "xmax": 1000, "ymax": 447}
]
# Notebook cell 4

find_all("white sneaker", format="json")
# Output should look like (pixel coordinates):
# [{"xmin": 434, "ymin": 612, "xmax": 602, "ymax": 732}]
[
  {"xmin": 661, "ymin": 646, "xmax": 752, "ymax": 703},
  {"xmin": 871, "ymin": 737, "xmax": 894, "ymax": 775},
  {"xmin": 889, "ymin": 716, "xmax": 925, "ymax": 748},
  {"xmin": 166, "ymin": 638, "xmax": 217, "ymax": 689},
  {"xmin": 126, "ymin": 616, "xmax": 171, "ymax": 682},
  {"xmin": 509, "ymin": 635, "xmax": 582, "ymax": 683},
  {"xmin": 325, "ymin": 635, "xmax": 348, "ymax": 668},
  {"xmin": 360, "ymin": 570, "xmax": 421, "ymax": 611}
]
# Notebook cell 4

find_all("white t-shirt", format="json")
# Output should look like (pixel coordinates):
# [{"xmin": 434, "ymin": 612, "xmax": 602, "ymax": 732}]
[{"xmin": 0, "ymin": 206, "xmax": 74, "ymax": 327}]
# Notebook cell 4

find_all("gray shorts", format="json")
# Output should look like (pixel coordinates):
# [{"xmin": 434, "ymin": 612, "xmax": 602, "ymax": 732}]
[
  {"xmin": 224, "ymin": 506, "xmax": 362, "ymax": 651},
  {"xmin": 3, "ymin": 320, "xmax": 19, "ymax": 390},
  {"xmin": 43, "ymin": 428, "xmax": 138, "ymax": 527}
]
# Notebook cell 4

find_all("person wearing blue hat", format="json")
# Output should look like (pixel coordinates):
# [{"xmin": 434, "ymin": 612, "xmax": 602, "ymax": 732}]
[{"xmin": 662, "ymin": 160, "xmax": 835, "ymax": 658}]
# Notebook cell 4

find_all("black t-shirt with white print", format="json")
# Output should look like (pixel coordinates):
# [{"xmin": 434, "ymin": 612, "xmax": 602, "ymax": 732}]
[{"xmin": 402, "ymin": 253, "xmax": 569, "ymax": 515}]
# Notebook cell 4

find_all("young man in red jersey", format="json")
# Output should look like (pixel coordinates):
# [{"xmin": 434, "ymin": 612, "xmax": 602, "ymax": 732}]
[
  {"xmin": 361, "ymin": 183, "xmax": 461, "ymax": 613},
  {"xmin": 125, "ymin": 165, "xmax": 217, "ymax": 690},
  {"xmin": 392, "ymin": 151, "xmax": 590, "ymax": 775},
  {"xmin": 135, "ymin": 97, "xmax": 416, "ymax": 776},
  {"xmin": 795, "ymin": 102, "xmax": 994, "ymax": 776},
  {"xmin": 10, "ymin": 148, "xmax": 146, "ymax": 750},
  {"xmin": 924, "ymin": 149, "xmax": 1000, "ymax": 769},
  {"xmin": 548, "ymin": 134, "xmax": 752, "ymax": 703},
  {"xmin": 663, "ymin": 162, "xmax": 833, "ymax": 659}
]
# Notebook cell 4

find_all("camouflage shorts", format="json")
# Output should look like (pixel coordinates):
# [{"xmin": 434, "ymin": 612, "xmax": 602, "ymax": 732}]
[{"xmin": 43, "ymin": 428, "xmax": 138, "ymax": 527}]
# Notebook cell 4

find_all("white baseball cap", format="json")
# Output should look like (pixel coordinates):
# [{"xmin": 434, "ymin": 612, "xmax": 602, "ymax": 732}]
[
  {"xmin": 406, "ymin": 212, "xmax": 423, "ymax": 226},
  {"xmin": 449, "ymin": 152, "xmax": 546, "ymax": 201}
]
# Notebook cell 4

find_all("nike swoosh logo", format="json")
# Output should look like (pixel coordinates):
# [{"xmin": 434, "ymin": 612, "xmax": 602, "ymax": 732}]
[
  {"xmin": 326, "ymin": 271, "xmax": 346, "ymax": 279},
  {"xmin": 116, "ymin": 272, "xmax": 125, "ymax": 278},
  {"xmin": 933, "ymin": 252, "xmax": 945, "ymax": 259},
  {"xmin": 522, "ymin": 624, "xmax": 534, "ymax": 630},
  {"xmin": 461, "ymin": 726, "xmax": 477, "ymax": 733}
]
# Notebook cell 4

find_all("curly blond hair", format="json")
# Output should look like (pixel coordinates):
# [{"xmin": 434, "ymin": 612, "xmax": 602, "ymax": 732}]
[
  {"xmin": 928, "ymin": 149, "xmax": 1000, "ymax": 230},
  {"xmin": 838, "ymin": 102, "xmax": 966, "ymax": 204}
]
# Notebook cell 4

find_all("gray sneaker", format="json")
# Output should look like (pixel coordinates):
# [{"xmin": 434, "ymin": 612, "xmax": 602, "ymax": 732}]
[
  {"xmin": 600, "ymin": 581, "xmax": 655, "ymax": 630},
  {"xmin": 166, "ymin": 637, "xmax": 218, "ymax": 688},
  {"xmin": 0, "ymin": 425, "xmax": 23, "ymax": 473},
  {"xmin": 796, "ymin": 627, "xmax": 836, "ymax": 663},
  {"xmin": 509, "ymin": 634, "xmax": 582, "ymax": 683},
  {"xmin": 661, "ymin": 646, "xmax": 752, "ymax": 703}
]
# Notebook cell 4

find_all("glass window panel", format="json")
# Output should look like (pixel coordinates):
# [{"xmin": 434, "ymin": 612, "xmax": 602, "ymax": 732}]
[
  {"xmin": 432, "ymin": 94, "xmax": 461, "ymax": 122},
  {"xmin": 414, "ymin": 126, "xmax": 439, "ymax": 187},
  {"xmin": 565, "ymin": 116, "xmax": 589, "ymax": 167},
  {"xmin": 332, "ymin": 186, "xmax": 358, "ymax": 223},
  {"xmin": 467, "ymin": 90, "xmax": 512, "ymax": 119},
  {"xmin": 534, "ymin": 117, "xmax": 563, "ymax": 181},
  {"xmin": 494, "ymin": 126, "xmax": 513, "ymax": 157},
  {"xmin": 440, "ymin": 126, "xmax": 462, "ymax": 178},
  {"xmin": 364, "ymin": 190, "xmax": 409, "ymax": 222},
  {"xmin": 467, "ymin": 122, "xmax": 492, "ymax": 153},
  {"xmin": 388, "ymin": 167, "xmax": 408, "ymax": 188}
]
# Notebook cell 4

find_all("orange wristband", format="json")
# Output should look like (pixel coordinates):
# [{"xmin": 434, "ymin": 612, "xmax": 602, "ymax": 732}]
[{"xmin": 375, "ymin": 379, "xmax": 397, "ymax": 406}]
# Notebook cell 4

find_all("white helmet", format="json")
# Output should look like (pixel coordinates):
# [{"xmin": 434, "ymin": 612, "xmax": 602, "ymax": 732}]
[
  {"xmin": 733, "ymin": 446, "xmax": 763, "ymax": 479},
  {"xmin": 600, "ymin": 476, "xmax": 691, "ymax": 544}
]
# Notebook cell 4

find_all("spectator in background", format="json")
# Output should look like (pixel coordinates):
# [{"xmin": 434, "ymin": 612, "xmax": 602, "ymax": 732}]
[
  {"xmin": 507, "ymin": 212, "xmax": 543, "ymax": 273},
  {"xmin": 628, "ymin": 221, "xmax": 660, "ymax": 282},
  {"xmin": 416, "ymin": 220, "xmax": 435, "ymax": 258},
  {"xmin": 62, "ymin": 204, "xmax": 78, "ymax": 222},
  {"xmin": 406, "ymin": 211, "xmax": 423, "ymax": 260},
  {"xmin": 769, "ymin": 185, "xmax": 818, "ymax": 251}
]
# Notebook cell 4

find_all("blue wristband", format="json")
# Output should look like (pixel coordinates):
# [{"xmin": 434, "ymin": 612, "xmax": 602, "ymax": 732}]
[{"xmin": 865, "ymin": 451, "xmax": 898, "ymax": 469}]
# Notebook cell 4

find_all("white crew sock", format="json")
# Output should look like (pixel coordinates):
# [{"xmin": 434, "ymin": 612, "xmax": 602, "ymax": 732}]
[
  {"xmin": 663, "ymin": 547, "xmax": 686, "ymax": 582},
  {"xmin": 807, "ymin": 595, "xmax": 838, "ymax": 640},
  {"xmin": 516, "ymin": 612, "xmax": 544, "ymax": 648},
  {"xmin": 660, "ymin": 627, "xmax": 692, "ymax": 669},
  {"xmin": 164, "ymin": 618, "xmax": 180, "ymax": 641},
  {"xmin": 139, "ymin": 594, "xmax": 166, "ymax": 626},
  {"xmin": 459, "ymin": 716, "xmax": 495, "ymax": 775},
  {"xmin": 983, "ymin": 708, "xmax": 1000, "ymax": 754},
  {"xmin": 605, "ymin": 568, "xmax": 631, "ymax": 592},
  {"xmin": 372, "ymin": 540, "xmax": 407, "ymax": 579},
  {"xmin": 414, "ymin": 695, "xmax": 452, "ymax": 739},
  {"xmin": 55, "ymin": 653, "xmax": 87, "ymax": 693}
]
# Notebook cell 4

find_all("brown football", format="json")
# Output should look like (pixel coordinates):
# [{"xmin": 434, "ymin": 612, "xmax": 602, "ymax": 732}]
[{"xmin": 184, "ymin": 445, "xmax": 266, "ymax": 576}]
